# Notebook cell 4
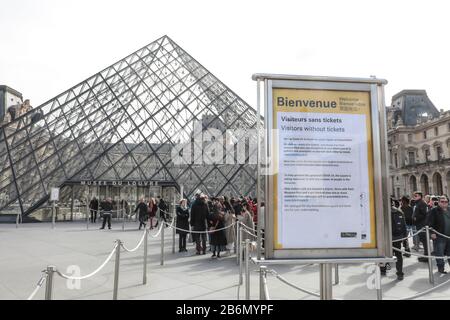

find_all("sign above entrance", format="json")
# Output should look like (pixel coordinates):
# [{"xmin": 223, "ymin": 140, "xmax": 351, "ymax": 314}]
[
  {"xmin": 50, "ymin": 188, "xmax": 60, "ymax": 201},
  {"xmin": 80, "ymin": 181, "xmax": 161, "ymax": 187}
]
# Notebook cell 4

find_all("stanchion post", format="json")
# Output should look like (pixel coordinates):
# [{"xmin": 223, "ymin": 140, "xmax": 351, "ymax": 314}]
[
  {"xmin": 44, "ymin": 266, "xmax": 56, "ymax": 300},
  {"xmin": 259, "ymin": 266, "xmax": 267, "ymax": 300},
  {"xmin": 319, "ymin": 263, "xmax": 332, "ymax": 300},
  {"xmin": 239, "ymin": 240, "xmax": 243, "ymax": 285},
  {"xmin": 245, "ymin": 239, "xmax": 250, "ymax": 300},
  {"xmin": 239, "ymin": 222, "xmax": 244, "ymax": 264},
  {"xmin": 234, "ymin": 221, "xmax": 237, "ymax": 255},
  {"xmin": 376, "ymin": 263, "xmax": 382, "ymax": 300},
  {"xmin": 334, "ymin": 264, "xmax": 339, "ymax": 285},
  {"xmin": 122, "ymin": 202, "xmax": 125, "ymax": 231},
  {"xmin": 113, "ymin": 240, "xmax": 121, "ymax": 300},
  {"xmin": 52, "ymin": 201, "xmax": 56, "ymax": 229},
  {"xmin": 143, "ymin": 229, "xmax": 148, "ymax": 285},
  {"xmin": 172, "ymin": 216, "xmax": 176, "ymax": 254},
  {"xmin": 425, "ymin": 226, "xmax": 435, "ymax": 286},
  {"xmin": 160, "ymin": 222, "xmax": 165, "ymax": 266},
  {"xmin": 86, "ymin": 201, "xmax": 89, "ymax": 230},
  {"xmin": 16, "ymin": 212, "xmax": 19, "ymax": 229},
  {"xmin": 236, "ymin": 222, "xmax": 241, "ymax": 265}
]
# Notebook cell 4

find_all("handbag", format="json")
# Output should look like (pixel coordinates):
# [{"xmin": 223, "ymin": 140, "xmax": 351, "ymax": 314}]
[{"xmin": 208, "ymin": 221, "xmax": 219, "ymax": 234}]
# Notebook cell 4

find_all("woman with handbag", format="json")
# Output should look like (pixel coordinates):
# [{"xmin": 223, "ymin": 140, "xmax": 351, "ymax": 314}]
[
  {"xmin": 209, "ymin": 203, "xmax": 227, "ymax": 258},
  {"xmin": 148, "ymin": 198, "xmax": 157, "ymax": 229}
]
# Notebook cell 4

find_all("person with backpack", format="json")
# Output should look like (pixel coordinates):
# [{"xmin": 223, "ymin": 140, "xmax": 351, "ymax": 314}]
[
  {"xmin": 428, "ymin": 195, "xmax": 450, "ymax": 274},
  {"xmin": 135, "ymin": 198, "xmax": 148, "ymax": 230},
  {"xmin": 89, "ymin": 197, "xmax": 99, "ymax": 223},
  {"xmin": 412, "ymin": 191, "xmax": 430, "ymax": 262},
  {"xmin": 381, "ymin": 199, "xmax": 407, "ymax": 280},
  {"xmin": 158, "ymin": 198, "xmax": 169, "ymax": 227}
]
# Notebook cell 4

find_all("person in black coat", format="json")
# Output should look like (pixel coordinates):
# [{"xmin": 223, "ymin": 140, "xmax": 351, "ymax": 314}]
[
  {"xmin": 176, "ymin": 199, "xmax": 190, "ymax": 252},
  {"xmin": 381, "ymin": 203, "xmax": 407, "ymax": 280},
  {"xmin": 158, "ymin": 198, "xmax": 169, "ymax": 225},
  {"xmin": 89, "ymin": 197, "xmax": 99, "ymax": 223},
  {"xmin": 209, "ymin": 203, "xmax": 227, "ymax": 258},
  {"xmin": 135, "ymin": 199, "xmax": 148, "ymax": 230},
  {"xmin": 428, "ymin": 196, "xmax": 450, "ymax": 273},
  {"xmin": 100, "ymin": 198, "xmax": 113, "ymax": 230},
  {"xmin": 412, "ymin": 191, "xmax": 429, "ymax": 262},
  {"xmin": 400, "ymin": 196, "xmax": 413, "ymax": 255},
  {"xmin": 190, "ymin": 194, "xmax": 210, "ymax": 255}
]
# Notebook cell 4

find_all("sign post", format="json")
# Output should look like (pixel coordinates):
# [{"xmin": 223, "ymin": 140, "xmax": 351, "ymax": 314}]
[
  {"xmin": 252, "ymin": 74, "xmax": 394, "ymax": 300},
  {"xmin": 50, "ymin": 188, "xmax": 59, "ymax": 229}
]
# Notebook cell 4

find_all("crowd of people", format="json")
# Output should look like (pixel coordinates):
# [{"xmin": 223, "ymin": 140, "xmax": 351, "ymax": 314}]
[
  {"xmin": 88, "ymin": 193, "xmax": 263, "ymax": 259},
  {"xmin": 186, "ymin": 194, "xmax": 262, "ymax": 258},
  {"xmin": 386, "ymin": 191, "xmax": 450, "ymax": 280}
]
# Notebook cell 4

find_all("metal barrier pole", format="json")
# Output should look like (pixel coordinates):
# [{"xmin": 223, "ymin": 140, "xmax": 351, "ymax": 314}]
[
  {"xmin": 236, "ymin": 222, "xmax": 241, "ymax": 265},
  {"xmin": 44, "ymin": 266, "xmax": 56, "ymax": 300},
  {"xmin": 16, "ymin": 212, "xmax": 19, "ymax": 229},
  {"xmin": 334, "ymin": 264, "xmax": 339, "ymax": 285},
  {"xmin": 319, "ymin": 263, "xmax": 332, "ymax": 300},
  {"xmin": 245, "ymin": 239, "xmax": 250, "ymax": 300},
  {"xmin": 239, "ymin": 223, "xmax": 244, "ymax": 264},
  {"xmin": 239, "ymin": 241, "xmax": 243, "ymax": 285},
  {"xmin": 86, "ymin": 202, "xmax": 89, "ymax": 230},
  {"xmin": 113, "ymin": 240, "xmax": 121, "ymax": 300},
  {"xmin": 376, "ymin": 263, "xmax": 382, "ymax": 300},
  {"xmin": 143, "ymin": 229, "xmax": 148, "ymax": 285},
  {"xmin": 259, "ymin": 266, "xmax": 267, "ymax": 300},
  {"xmin": 122, "ymin": 203, "xmax": 125, "ymax": 231},
  {"xmin": 425, "ymin": 226, "xmax": 435, "ymax": 286},
  {"xmin": 160, "ymin": 222, "xmax": 165, "ymax": 266},
  {"xmin": 172, "ymin": 216, "xmax": 176, "ymax": 254},
  {"xmin": 52, "ymin": 201, "xmax": 56, "ymax": 229},
  {"xmin": 236, "ymin": 221, "xmax": 238, "ymax": 254}
]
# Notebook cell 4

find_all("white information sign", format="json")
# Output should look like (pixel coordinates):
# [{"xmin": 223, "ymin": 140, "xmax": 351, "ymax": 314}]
[
  {"xmin": 272, "ymin": 88, "xmax": 377, "ymax": 250},
  {"xmin": 50, "ymin": 188, "xmax": 60, "ymax": 201}
]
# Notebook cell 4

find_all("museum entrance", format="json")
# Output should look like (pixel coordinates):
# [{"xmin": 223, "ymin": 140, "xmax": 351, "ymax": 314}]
[{"xmin": 54, "ymin": 181, "xmax": 181, "ymax": 221}]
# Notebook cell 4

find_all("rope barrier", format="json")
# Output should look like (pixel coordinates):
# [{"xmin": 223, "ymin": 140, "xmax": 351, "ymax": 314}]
[
  {"xmin": 392, "ymin": 247, "xmax": 450, "ymax": 260},
  {"xmin": 429, "ymin": 228, "xmax": 450, "ymax": 240},
  {"xmin": 55, "ymin": 243, "xmax": 119, "ymax": 280},
  {"xmin": 150, "ymin": 222, "xmax": 165, "ymax": 238},
  {"xmin": 239, "ymin": 222, "xmax": 256, "ymax": 232},
  {"xmin": 86, "ymin": 209, "xmax": 125, "ymax": 213},
  {"xmin": 269, "ymin": 269, "xmax": 343, "ymax": 300},
  {"xmin": 241, "ymin": 227, "xmax": 263, "ymax": 239},
  {"xmin": 392, "ymin": 227, "xmax": 425, "ymax": 243},
  {"xmin": 268, "ymin": 269, "xmax": 320, "ymax": 298},
  {"xmin": 166, "ymin": 222, "xmax": 236, "ymax": 234},
  {"xmin": 27, "ymin": 272, "xmax": 47, "ymax": 300},
  {"xmin": 121, "ymin": 230, "xmax": 147, "ymax": 252},
  {"xmin": 399, "ymin": 277, "xmax": 450, "ymax": 300}
]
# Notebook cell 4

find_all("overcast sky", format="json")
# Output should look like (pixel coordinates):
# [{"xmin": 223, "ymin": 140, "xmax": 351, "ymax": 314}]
[{"xmin": 1, "ymin": 0, "xmax": 449, "ymax": 111}]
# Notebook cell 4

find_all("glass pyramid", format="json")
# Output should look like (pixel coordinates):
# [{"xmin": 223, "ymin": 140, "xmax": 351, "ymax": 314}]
[{"xmin": 0, "ymin": 35, "xmax": 258, "ymax": 216}]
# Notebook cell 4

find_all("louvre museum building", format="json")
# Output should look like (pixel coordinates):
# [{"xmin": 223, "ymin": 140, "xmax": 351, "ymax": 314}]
[{"xmin": 0, "ymin": 36, "xmax": 259, "ymax": 221}]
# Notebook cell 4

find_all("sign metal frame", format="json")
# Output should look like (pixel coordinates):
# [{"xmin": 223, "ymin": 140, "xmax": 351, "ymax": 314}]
[{"xmin": 253, "ymin": 74, "xmax": 391, "ymax": 260}]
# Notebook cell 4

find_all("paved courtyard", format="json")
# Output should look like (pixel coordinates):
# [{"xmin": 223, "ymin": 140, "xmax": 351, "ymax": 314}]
[{"xmin": 1, "ymin": 221, "xmax": 450, "ymax": 300}]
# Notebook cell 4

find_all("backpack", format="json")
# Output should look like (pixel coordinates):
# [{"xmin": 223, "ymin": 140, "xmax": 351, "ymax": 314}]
[{"xmin": 392, "ymin": 209, "xmax": 406, "ymax": 237}]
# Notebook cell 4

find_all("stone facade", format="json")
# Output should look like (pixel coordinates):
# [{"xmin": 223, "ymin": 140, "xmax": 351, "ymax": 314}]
[{"xmin": 387, "ymin": 90, "xmax": 450, "ymax": 198}]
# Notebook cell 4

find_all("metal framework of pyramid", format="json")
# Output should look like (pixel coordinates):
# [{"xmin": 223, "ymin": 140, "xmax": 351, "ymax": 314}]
[{"xmin": 0, "ymin": 35, "xmax": 258, "ymax": 216}]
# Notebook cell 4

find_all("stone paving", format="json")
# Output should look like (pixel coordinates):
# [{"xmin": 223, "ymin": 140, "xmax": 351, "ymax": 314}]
[{"xmin": 1, "ymin": 221, "xmax": 450, "ymax": 300}]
